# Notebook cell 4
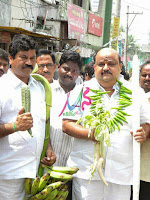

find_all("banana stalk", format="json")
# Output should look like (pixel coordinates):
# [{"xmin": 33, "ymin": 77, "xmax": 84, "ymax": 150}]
[{"xmin": 31, "ymin": 74, "xmax": 52, "ymax": 177}]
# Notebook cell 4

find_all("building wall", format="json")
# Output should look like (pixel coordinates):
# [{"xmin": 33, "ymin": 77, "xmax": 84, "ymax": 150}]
[
  {"xmin": 83, "ymin": 0, "xmax": 106, "ymax": 49},
  {"xmin": 9, "ymin": 0, "xmax": 110, "ymax": 52},
  {"xmin": 0, "ymin": 0, "xmax": 11, "ymax": 26}
]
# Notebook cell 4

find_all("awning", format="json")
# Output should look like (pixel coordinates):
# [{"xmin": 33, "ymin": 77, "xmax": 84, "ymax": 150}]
[{"xmin": 0, "ymin": 26, "xmax": 60, "ymax": 40}]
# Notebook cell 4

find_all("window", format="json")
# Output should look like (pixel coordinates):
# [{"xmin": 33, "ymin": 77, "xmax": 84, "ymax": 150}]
[{"xmin": 73, "ymin": 0, "xmax": 82, "ymax": 7}]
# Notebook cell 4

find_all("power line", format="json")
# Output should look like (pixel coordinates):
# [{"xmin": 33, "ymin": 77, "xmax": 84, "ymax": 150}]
[{"xmin": 122, "ymin": 0, "xmax": 150, "ymax": 12}]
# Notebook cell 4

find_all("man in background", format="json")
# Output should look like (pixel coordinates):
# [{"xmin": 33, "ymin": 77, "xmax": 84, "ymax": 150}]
[
  {"xmin": 83, "ymin": 61, "xmax": 94, "ymax": 81},
  {"xmin": 0, "ymin": 48, "xmax": 9, "ymax": 77},
  {"xmin": 139, "ymin": 60, "xmax": 150, "ymax": 200},
  {"xmin": 36, "ymin": 49, "xmax": 56, "ymax": 84}
]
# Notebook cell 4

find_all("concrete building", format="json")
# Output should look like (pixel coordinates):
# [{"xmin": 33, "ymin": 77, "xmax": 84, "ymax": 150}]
[{"xmin": 0, "ymin": 0, "xmax": 113, "ymax": 61}]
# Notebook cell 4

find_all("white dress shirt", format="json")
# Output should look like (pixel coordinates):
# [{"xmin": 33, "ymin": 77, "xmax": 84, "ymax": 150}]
[
  {"xmin": 63, "ymin": 76, "xmax": 150, "ymax": 185},
  {"xmin": 0, "ymin": 70, "xmax": 46, "ymax": 179}
]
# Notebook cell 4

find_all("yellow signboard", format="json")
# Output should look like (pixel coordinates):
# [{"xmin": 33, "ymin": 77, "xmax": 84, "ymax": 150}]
[{"xmin": 112, "ymin": 17, "xmax": 120, "ymax": 50}]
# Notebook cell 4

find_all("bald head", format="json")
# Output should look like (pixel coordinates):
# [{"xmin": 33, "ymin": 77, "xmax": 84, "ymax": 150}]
[
  {"xmin": 94, "ymin": 48, "xmax": 122, "ymax": 89},
  {"xmin": 95, "ymin": 48, "xmax": 121, "ymax": 64}
]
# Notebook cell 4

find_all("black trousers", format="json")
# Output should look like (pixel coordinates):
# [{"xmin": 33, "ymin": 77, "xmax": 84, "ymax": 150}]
[{"xmin": 130, "ymin": 181, "xmax": 150, "ymax": 200}]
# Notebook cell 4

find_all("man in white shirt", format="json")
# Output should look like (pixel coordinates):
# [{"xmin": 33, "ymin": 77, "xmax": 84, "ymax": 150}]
[
  {"xmin": 139, "ymin": 60, "xmax": 150, "ymax": 200},
  {"xmin": 0, "ymin": 34, "xmax": 56, "ymax": 200},
  {"xmin": 62, "ymin": 48, "xmax": 150, "ymax": 200},
  {"xmin": 50, "ymin": 50, "xmax": 82, "ymax": 167},
  {"xmin": 50, "ymin": 50, "xmax": 82, "ymax": 200}
]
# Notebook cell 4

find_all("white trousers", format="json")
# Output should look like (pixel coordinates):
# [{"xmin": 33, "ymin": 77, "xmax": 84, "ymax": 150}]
[
  {"xmin": 0, "ymin": 179, "xmax": 25, "ymax": 200},
  {"xmin": 72, "ymin": 178, "xmax": 131, "ymax": 200}
]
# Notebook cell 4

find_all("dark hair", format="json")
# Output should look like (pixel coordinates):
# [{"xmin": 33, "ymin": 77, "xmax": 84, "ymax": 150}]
[
  {"xmin": 36, "ymin": 49, "xmax": 55, "ymax": 63},
  {"xmin": 0, "ymin": 48, "xmax": 9, "ymax": 62},
  {"xmin": 140, "ymin": 60, "xmax": 150, "ymax": 73},
  {"xmin": 120, "ymin": 62, "xmax": 130, "ymax": 80},
  {"xmin": 118, "ymin": 54, "xmax": 121, "ymax": 64},
  {"xmin": 9, "ymin": 34, "xmax": 37, "ymax": 58},
  {"xmin": 59, "ymin": 50, "xmax": 82, "ymax": 70},
  {"xmin": 84, "ymin": 62, "xmax": 94, "ymax": 78}
]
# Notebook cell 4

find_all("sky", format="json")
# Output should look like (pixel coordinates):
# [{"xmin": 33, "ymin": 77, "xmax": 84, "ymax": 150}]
[{"xmin": 118, "ymin": 0, "xmax": 150, "ymax": 45}]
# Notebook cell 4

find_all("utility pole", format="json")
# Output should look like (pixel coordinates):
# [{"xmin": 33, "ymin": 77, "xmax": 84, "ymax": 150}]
[
  {"xmin": 124, "ymin": 5, "xmax": 129, "ymax": 69},
  {"xmin": 124, "ymin": 6, "xmax": 143, "ymax": 69},
  {"xmin": 116, "ymin": 0, "xmax": 121, "ymax": 17},
  {"xmin": 103, "ymin": 0, "xmax": 113, "ymax": 46}
]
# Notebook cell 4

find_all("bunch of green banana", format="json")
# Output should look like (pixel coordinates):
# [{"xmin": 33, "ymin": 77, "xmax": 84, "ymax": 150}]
[
  {"xmin": 31, "ymin": 74, "xmax": 52, "ymax": 177},
  {"xmin": 30, "ymin": 181, "xmax": 63, "ymax": 200},
  {"xmin": 24, "ymin": 175, "xmax": 63, "ymax": 200},
  {"xmin": 24, "ymin": 165, "xmax": 78, "ymax": 199}
]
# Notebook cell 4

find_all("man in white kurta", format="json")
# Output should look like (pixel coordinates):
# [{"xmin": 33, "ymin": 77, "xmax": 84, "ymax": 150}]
[
  {"xmin": 62, "ymin": 48, "xmax": 150, "ymax": 200},
  {"xmin": 0, "ymin": 34, "xmax": 56, "ymax": 200}
]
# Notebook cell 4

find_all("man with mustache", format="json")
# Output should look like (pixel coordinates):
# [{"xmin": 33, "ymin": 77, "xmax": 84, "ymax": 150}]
[
  {"xmin": 139, "ymin": 60, "xmax": 150, "ymax": 200},
  {"xmin": 62, "ymin": 48, "xmax": 150, "ymax": 200},
  {"xmin": 0, "ymin": 48, "xmax": 9, "ymax": 77},
  {"xmin": 0, "ymin": 34, "xmax": 56, "ymax": 200},
  {"xmin": 50, "ymin": 50, "xmax": 82, "ymax": 199},
  {"xmin": 36, "ymin": 49, "xmax": 56, "ymax": 84}
]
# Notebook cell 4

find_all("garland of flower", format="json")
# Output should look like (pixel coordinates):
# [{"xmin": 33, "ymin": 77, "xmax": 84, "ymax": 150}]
[{"xmin": 77, "ymin": 79, "xmax": 132, "ymax": 180}]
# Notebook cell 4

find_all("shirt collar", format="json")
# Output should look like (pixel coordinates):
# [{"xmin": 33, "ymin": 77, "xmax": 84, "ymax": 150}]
[
  {"xmin": 92, "ymin": 75, "xmax": 123, "ymax": 91},
  {"xmin": 7, "ymin": 69, "xmax": 36, "ymax": 88},
  {"xmin": 51, "ymin": 80, "xmax": 78, "ymax": 93}
]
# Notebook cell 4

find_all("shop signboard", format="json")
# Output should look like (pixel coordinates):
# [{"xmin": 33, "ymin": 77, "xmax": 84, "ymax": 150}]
[
  {"xmin": 67, "ymin": 2, "xmax": 85, "ymax": 41},
  {"xmin": 88, "ymin": 13, "xmax": 103, "ymax": 37}
]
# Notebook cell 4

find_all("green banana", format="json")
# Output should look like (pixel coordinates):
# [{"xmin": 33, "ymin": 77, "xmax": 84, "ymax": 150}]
[
  {"xmin": 54, "ymin": 189, "xmax": 69, "ymax": 200},
  {"xmin": 44, "ymin": 188, "xmax": 59, "ymax": 200},
  {"xmin": 30, "ymin": 181, "xmax": 63, "ymax": 200},
  {"xmin": 30, "ymin": 186, "xmax": 53, "ymax": 200},
  {"xmin": 47, "ymin": 166, "xmax": 79, "ymax": 175},
  {"xmin": 24, "ymin": 178, "xmax": 32, "ymax": 195},
  {"xmin": 48, "ymin": 170, "xmax": 73, "ymax": 181},
  {"xmin": 62, "ymin": 189, "xmax": 69, "ymax": 200},
  {"xmin": 31, "ymin": 176, "xmax": 40, "ymax": 195},
  {"xmin": 38, "ymin": 173, "xmax": 50, "ymax": 192},
  {"xmin": 31, "ymin": 74, "xmax": 52, "ymax": 177}
]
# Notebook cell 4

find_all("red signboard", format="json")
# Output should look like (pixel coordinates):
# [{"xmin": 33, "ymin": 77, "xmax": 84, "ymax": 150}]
[
  {"xmin": 67, "ymin": 2, "xmax": 85, "ymax": 41},
  {"xmin": 88, "ymin": 13, "xmax": 103, "ymax": 37},
  {"xmin": 0, "ymin": 32, "xmax": 11, "ymax": 43}
]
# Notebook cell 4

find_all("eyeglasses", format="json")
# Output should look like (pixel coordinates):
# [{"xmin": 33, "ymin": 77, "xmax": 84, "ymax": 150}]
[{"xmin": 38, "ymin": 63, "xmax": 54, "ymax": 68}]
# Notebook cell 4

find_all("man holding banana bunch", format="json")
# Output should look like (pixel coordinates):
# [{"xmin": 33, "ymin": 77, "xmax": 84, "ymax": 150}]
[
  {"xmin": 62, "ymin": 48, "xmax": 150, "ymax": 200},
  {"xmin": 0, "ymin": 34, "xmax": 56, "ymax": 200}
]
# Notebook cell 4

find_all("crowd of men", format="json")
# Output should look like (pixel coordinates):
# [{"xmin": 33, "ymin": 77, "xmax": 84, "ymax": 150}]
[{"xmin": 0, "ymin": 34, "xmax": 150, "ymax": 200}]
